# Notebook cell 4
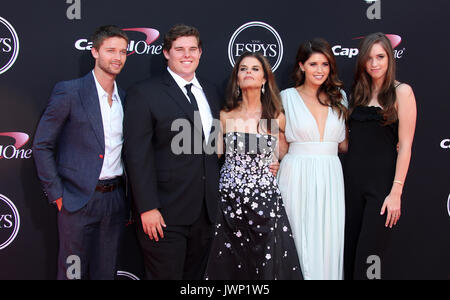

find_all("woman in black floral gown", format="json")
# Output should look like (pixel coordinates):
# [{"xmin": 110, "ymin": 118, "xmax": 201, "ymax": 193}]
[{"xmin": 205, "ymin": 52, "xmax": 303, "ymax": 280}]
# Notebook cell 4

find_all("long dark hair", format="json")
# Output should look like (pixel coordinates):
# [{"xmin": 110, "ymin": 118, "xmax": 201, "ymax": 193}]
[
  {"xmin": 293, "ymin": 38, "xmax": 346, "ymax": 119},
  {"xmin": 351, "ymin": 32, "xmax": 398, "ymax": 125},
  {"xmin": 223, "ymin": 52, "xmax": 283, "ymax": 134}
]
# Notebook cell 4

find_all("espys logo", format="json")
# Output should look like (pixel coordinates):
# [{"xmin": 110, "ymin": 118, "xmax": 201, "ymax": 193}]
[
  {"xmin": 0, "ymin": 194, "xmax": 20, "ymax": 250},
  {"xmin": 0, "ymin": 132, "xmax": 32, "ymax": 160},
  {"xmin": 0, "ymin": 17, "xmax": 19, "ymax": 75},
  {"xmin": 333, "ymin": 34, "xmax": 405, "ymax": 59},
  {"xmin": 228, "ymin": 21, "xmax": 284, "ymax": 72},
  {"xmin": 75, "ymin": 28, "xmax": 161, "ymax": 56}
]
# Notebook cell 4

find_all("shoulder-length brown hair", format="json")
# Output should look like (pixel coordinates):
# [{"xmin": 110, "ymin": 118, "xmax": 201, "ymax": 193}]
[
  {"xmin": 351, "ymin": 32, "xmax": 397, "ymax": 125},
  {"xmin": 223, "ymin": 51, "xmax": 283, "ymax": 134},
  {"xmin": 293, "ymin": 38, "xmax": 346, "ymax": 119}
]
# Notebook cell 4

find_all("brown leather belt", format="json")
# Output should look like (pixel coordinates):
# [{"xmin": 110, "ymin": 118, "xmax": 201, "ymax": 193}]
[{"xmin": 95, "ymin": 178, "xmax": 122, "ymax": 193}]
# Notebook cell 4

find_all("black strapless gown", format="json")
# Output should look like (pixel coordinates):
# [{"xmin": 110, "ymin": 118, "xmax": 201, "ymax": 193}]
[{"xmin": 344, "ymin": 106, "xmax": 399, "ymax": 280}]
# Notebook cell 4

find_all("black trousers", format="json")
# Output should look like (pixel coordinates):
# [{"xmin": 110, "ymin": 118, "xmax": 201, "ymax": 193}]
[
  {"xmin": 344, "ymin": 187, "xmax": 393, "ymax": 280},
  {"xmin": 136, "ymin": 202, "xmax": 214, "ymax": 280},
  {"xmin": 57, "ymin": 178, "xmax": 127, "ymax": 280}
]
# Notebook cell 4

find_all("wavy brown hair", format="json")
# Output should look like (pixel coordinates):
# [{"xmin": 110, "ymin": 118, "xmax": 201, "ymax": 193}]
[
  {"xmin": 223, "ymin": 52, "xmax": 283, "ymax": 134},
  {"xmin": 351, "ymin": 32, "xmax": 398, "ymax": 125},
  {"xmin": 293, "ymin": 38, "xmax": 346, "ymax": 119}
]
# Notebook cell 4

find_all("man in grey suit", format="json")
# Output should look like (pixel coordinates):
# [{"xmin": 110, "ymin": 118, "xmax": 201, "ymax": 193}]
[{"xmin": 33, "ymin": 25, "xmax": 129, "ymax": 280}]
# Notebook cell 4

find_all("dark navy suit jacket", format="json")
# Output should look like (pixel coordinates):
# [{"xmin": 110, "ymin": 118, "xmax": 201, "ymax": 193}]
[{"xmin": 33, "ymin": 72, "xmax": 126, "ymax": 213}]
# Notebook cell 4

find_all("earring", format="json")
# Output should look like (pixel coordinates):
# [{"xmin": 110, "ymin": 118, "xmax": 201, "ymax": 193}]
[
  {"xmin": 236, "ymin": 86, "xmax": 241, "ymax": 97},
  {"xmin": 262, "ymin": 84, "xmax": 265, "ymax": 95}
]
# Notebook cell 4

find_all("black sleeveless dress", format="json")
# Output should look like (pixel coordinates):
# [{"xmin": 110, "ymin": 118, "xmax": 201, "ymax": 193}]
[
  {"xmin": 205, "ymin": 132, "xmax": 303, "ymax": 280},
  {"xmin": 343, "ymin": 106, "xmax": 399, "ymax": 280}
]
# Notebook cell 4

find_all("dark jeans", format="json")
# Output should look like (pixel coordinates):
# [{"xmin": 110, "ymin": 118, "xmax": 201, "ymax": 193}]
[{"xmin": 57, "ymin": 179, "xmax": 127, "ymax": 280}]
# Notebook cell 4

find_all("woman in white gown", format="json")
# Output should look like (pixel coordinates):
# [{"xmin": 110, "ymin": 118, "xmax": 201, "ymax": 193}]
[{"xmin": 277, "ymin": 39, "xmax": 348, "ymax": 280}]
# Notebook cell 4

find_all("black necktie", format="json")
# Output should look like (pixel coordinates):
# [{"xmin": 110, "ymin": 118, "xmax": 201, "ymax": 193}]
[
  {"xmin": 185, "ymin": 84, "xmax": 200, "ymax": 112},
  {"xmin": 185, "ymin": 83, "xmax": 206, "ymax": 141}
]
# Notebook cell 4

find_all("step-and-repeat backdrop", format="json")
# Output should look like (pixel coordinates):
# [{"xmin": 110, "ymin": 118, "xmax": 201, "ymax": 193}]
[{"xmin": 0, "ymin": 0, "xmax": 449, "ymax": 280}]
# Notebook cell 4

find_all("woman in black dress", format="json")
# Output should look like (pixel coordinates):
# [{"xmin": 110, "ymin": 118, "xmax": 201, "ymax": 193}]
[
  {"xmin": 205, "ymin": 52, "xmax": 303, "ymax": 280},
  {"xmin": 344, "ymin": 33, "xmax": 417, "ymax": 280}
]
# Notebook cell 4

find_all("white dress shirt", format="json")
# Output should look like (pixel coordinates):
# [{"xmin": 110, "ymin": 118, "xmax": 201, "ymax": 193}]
[
  {"xmin": 92, "ymin": 70, "xmax": 124, "ymax": 180},
  {"xmin": 167, "ymin": 67, "xmax": 214, "ymax": 143}
]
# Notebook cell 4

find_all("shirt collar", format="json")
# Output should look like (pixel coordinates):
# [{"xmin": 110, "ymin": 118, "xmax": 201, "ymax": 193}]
[
  {"xmin": 167, "ymin": 67, "xmax": 203, "ymax": 91},
  {"xmin": 92, "ymin": 70, "xmax": 120, "ymax": 101}
]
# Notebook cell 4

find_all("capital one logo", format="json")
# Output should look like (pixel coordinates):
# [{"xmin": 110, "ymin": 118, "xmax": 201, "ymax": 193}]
[
  {"xmin": 0, "ymin": 132, "xmax": 32, "ymax": 160},
  {"xmin": 0, "ymin": 17, "xmax": 20, "ymax": 75},
  {"xmin": 228, "ymin": 21, "xmax": 284, "ymax": 72},
  {"xmin": 75, "ymin": 28, "xmax": 162, "ymax": 56},
  {"xmin": 333, "ymin": 34, "xmax": 405, "ymax": 59},
  {"xmin": 0, "ymin": 194, "xmax": 20, "ymax": 250},
  {"xmin": 441, "ymin": 139, "xmax": 450, "ymax": 149}
]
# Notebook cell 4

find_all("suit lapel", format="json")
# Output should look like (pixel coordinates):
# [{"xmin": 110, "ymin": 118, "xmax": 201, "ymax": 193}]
[
  {"xmin": 79, "ymin": 72, "xmax": 105, "ymax": 151},
  {"xmin": 118, "ymin": 87, "xmax": 126, "ymax": 108},
  {"xmin": 162, "ymin": 71, "xmax": 204, "ymax": 135},
  {"xmin": 198, "ymin": 77, "xmax": 221, "ymax": 139}
]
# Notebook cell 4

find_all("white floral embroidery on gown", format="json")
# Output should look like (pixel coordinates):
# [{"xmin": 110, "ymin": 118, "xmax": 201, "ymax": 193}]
[{"xmin": 205, "ymin": 132, "xmax": 303, "ymax": 280}]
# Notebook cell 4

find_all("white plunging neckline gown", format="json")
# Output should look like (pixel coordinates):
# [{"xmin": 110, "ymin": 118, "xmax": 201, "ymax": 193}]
[{"xmin": 277, "ymin": 87, "xmax": 347, "ymax": 280}]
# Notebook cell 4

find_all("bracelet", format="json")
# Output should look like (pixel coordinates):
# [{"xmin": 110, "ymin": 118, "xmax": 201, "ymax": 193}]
[{"xmin": 394, "ymin": 180, "xmax": 404, "ymax": 186}]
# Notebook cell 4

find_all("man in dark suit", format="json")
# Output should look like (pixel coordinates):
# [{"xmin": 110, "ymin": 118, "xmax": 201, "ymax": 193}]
[
  {"xmin": 124, "ymin": 24, "xmax": 222, "ymax": 280},
  {"xmin": 32, "ymin": 25, "xmax": 129, "ymax": 280}
]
